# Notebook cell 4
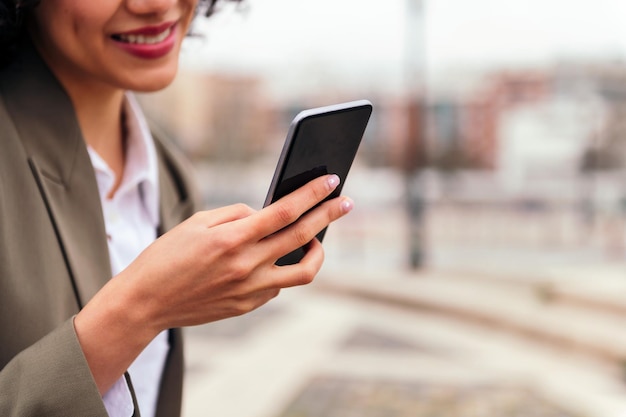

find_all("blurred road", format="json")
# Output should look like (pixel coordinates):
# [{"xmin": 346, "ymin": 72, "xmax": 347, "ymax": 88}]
[
  {"xmin": 181, "ymin": 262, "xmax": 626, "ymax": 417},
  {"xmin": 184, "ymin": 164, "xmax": 626, "ymax": 416}
]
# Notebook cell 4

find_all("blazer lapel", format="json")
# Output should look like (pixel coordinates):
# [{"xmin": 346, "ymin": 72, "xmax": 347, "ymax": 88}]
[
  {"xmin": 1, "ymin": 41, "xmax": 198, "ymax": 310},
  {"xmin": 1, "ymin": 42, "xmax": 112, "ymax": 308}
]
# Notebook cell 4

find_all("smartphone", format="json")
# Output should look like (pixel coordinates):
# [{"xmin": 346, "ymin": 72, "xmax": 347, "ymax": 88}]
[{"xmin": 264, "ymin": 99, "xmax": 373, "ymax": 265}]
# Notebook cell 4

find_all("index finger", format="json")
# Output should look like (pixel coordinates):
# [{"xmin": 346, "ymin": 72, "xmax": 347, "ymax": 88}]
[{"xmin": 245, "ymin": 174, "xmax": 340, "ymax": 240}]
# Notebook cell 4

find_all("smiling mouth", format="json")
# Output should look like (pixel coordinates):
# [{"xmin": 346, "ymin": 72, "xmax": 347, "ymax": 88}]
[{"xmin": 111, "ymin": 27, "xmax": 173, "ymax": 45}]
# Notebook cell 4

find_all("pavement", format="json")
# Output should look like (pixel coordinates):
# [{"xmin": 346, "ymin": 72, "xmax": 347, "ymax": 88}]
[
  {"xmin": 180, "ymin": 161, "xmax": 626, "ymax": 416},
  {"xmin": 181, "ymin": 257, "xmax": 626, "ymax": 417},
  {"xmin": 319, "ymin": 261, "xmax": 626, "ymax": 365}
]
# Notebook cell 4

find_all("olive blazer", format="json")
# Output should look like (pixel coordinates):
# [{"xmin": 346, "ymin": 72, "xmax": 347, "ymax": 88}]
[{"xmin": 0, "ymin": 42, "xmax": 199, "ymax": 416}]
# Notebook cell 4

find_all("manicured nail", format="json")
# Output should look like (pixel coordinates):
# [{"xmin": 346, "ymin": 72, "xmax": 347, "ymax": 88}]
[
  {"xmin": 341, "ymin": 198, "xmax": 354, "ymax": 213},
  {"xmin": 328, "ymin": 174, "xmax": 340, "ymax": 189}
]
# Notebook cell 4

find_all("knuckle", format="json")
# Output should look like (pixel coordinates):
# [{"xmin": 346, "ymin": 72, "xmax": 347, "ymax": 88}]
[
  {"xmin": 232, "ymin": 203, "xmax": 255, "ymax": 217},
  {"xmin": 311, "ymin": 181, "xmax": 330, "ymax": 202},
  {"xmin": 231, "ymin": 292, "xmax": 271, "ymax": 317},
  {"xmin": 231, "ymin": 300, "xmax": 254, "ymax": 317},
  {"xmin": 209, "ymin": 232, "xmax": 240, "ymax": 255},
  {"xmin": 294, "ymin": 267, "xmax": 316, "ymax": 286},
  {"xmin": 292, "ymin": 225, "xmax": 313, "ymax": 247},
  {"xmin": 189, "ymin": 211, "xmax": 205, "ymax": 224},
  {"xmin": 228, "ymin": 259, "xmax": 253, "ymax": 282},
  {"xmin": 275, "ymin": 201, "xmax": 298, "ymax": 225}
]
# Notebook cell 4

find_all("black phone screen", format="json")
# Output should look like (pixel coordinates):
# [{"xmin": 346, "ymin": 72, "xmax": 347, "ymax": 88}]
[{"xmin": 264, "ymin": 100, "xmax": 373, "ymax": 265}]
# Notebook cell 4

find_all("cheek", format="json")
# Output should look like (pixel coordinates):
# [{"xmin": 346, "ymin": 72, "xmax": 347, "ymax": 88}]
[
  {"xmin": 187, "ymin": 0, "xmax": 200, "ymax": 13},
  {"xmin": 59, "ymin": 1, "xmax": 117, "ymax": 22},
  {"xmin": 182, "ymin": 0, "xmax": 200, "ymax": 26},
  {"xmin": 32, "ymin": 7, "xmax": 103, "ymax": 51}
]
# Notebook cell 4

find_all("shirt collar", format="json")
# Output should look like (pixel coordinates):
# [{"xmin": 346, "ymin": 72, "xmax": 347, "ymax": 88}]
[{"xmin": 87, "ymin": 92, "xmax": 160, "ymax": 227}]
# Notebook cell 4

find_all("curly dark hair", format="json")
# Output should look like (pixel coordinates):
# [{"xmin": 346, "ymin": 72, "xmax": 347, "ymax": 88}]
[{"xmin": 0, "ymin": 0, "xmax": 240, "ymax": 68}]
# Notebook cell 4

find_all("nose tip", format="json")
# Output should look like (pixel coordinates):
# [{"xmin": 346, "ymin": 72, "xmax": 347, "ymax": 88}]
[{"xmin": 126, "ymin": 0, "xmax": 180, "ymax": 15}]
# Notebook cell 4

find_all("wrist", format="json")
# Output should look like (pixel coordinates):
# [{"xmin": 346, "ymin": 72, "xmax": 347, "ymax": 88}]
[{"xmin": 74, "ymin": 273, "xmax": 160, "ymax": 394}]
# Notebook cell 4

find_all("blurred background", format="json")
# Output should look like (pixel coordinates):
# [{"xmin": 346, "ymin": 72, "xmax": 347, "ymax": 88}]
[{"xmin": 139, "ymin": 0, "xmax": 626, "ymax": 415}]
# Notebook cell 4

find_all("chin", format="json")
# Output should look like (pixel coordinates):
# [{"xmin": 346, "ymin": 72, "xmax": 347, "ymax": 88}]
[
  {"xmin": 124, "ymin": 66, "xmax": 179, "ymax": 92},
  {"xmin": 132, "ymin": 79, "xmax": 176, "ymax": 93}
]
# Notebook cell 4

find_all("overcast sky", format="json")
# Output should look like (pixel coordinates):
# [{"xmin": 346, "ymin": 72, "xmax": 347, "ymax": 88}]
[
  {"xmin": 427, "ymin": 0, "xmax": 626, "ymax": 67},
  {"xmin": 181, "ymin": 0, "xmax": 626, "ymax": 95}
]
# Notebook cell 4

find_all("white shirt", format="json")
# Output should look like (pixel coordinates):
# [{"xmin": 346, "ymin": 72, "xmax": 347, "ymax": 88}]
[{"xmin": 88, "ymin": 93, "xmax": 169, "ymax": 417}]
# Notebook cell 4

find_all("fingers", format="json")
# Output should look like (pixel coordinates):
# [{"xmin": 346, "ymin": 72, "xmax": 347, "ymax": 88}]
[
  {"xmin": 272, "ymin": 239, "xmax": 325, "ymax": 288},
  {"xmin": 261, "ymin": 195, "xmax": 354, "ymax": 263},
  {"xmin": 246, "ymin": 174, "xmax": 341, "ymax": 239},
  {"xmin": 228, "ymin": 195, "xmax": 352, "ymax": 295},
  {"xmin": 191, "ymin": 203, "xmax": 256, "ymax": 228},
  {"xmin": 245, "ymin": 239, "xmax": 326, "ymax": 293}
]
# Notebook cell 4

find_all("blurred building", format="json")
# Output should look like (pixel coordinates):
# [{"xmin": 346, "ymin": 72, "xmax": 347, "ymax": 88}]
[
  {"xmin": 425, "ymin": 70, "xmax": 552, "ymax": 173},
  {"xmin": 138, "ymin": 70, "xmax": 276, "ymax": 162},
  {"xmin": 138, "ymin": 61, "xmax": 626, "ymax": 196}
]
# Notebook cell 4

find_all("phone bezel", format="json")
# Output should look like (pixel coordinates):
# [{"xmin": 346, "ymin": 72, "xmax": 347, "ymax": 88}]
[{"xmin": 263, "ymin": 99, "xmax": 373, "ymax": 208}]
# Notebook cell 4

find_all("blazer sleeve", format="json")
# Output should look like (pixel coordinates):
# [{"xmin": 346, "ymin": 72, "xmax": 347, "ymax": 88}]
[{"xmin": 0, "ymin": 318, "xmax": 109, "ymax": 417}]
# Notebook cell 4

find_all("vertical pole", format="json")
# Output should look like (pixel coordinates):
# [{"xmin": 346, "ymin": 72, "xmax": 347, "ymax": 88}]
[{"xmin": 404, "ymin": 0, "xmax": 427, "ymax": 270}]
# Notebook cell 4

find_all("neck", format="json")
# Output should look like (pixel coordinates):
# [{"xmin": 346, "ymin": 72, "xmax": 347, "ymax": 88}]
[
  {"xmin": 73, "ymin": 87, "xmax": 127, "ymax": 198},
  {"xmin": 71, "ymin": 86, "xmax": 126, "ymax": 155},
  {"xmin": 56, "ymin": 74, "xmax": 127, "ymax": 198}
]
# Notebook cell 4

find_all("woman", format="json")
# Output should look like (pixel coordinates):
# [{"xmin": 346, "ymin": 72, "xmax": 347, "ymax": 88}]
[{"xmin": 0, "ymin": 0, "xmax": 354, "ymax": 416}]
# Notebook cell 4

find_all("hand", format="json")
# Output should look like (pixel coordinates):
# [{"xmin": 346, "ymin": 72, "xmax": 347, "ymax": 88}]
[
  {"xmin": 129, "ymin": 173, "xmax": 352, "ymax": 329},
  {"xmin": 74, "ymin": 174, "xmax": 353, "ymax": 393}
]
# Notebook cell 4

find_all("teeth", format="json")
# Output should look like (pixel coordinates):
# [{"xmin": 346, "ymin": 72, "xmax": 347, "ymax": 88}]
[{"xmin": 117, "ymin": 27, "xmax": 171, "ymax": 44}]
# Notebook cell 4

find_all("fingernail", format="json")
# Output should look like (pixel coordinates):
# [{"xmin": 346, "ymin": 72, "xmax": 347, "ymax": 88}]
[
  {"xmin": 328, "ymin": 174, "xmax": 340, "ymax": 189},
  {"xmin": 341, "ymin": 198, "xmax": 354, "ymax": 213}
]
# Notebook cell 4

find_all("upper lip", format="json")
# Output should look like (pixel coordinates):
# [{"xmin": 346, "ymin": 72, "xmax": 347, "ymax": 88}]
[{"xmin": 114, "ymin": 21, "xmax": 177, "ymax": 36}]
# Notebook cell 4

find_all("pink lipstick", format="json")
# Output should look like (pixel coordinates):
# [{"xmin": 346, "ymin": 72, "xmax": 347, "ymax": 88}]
[{"xmin": 111, "ymin": 22, "xmax": 177, "ymax": 59}]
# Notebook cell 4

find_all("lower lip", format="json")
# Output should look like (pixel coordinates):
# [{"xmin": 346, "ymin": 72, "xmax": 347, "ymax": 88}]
[{"xmin": 113, "ymin": 25, "xmax": 177, "ymax": 60}]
